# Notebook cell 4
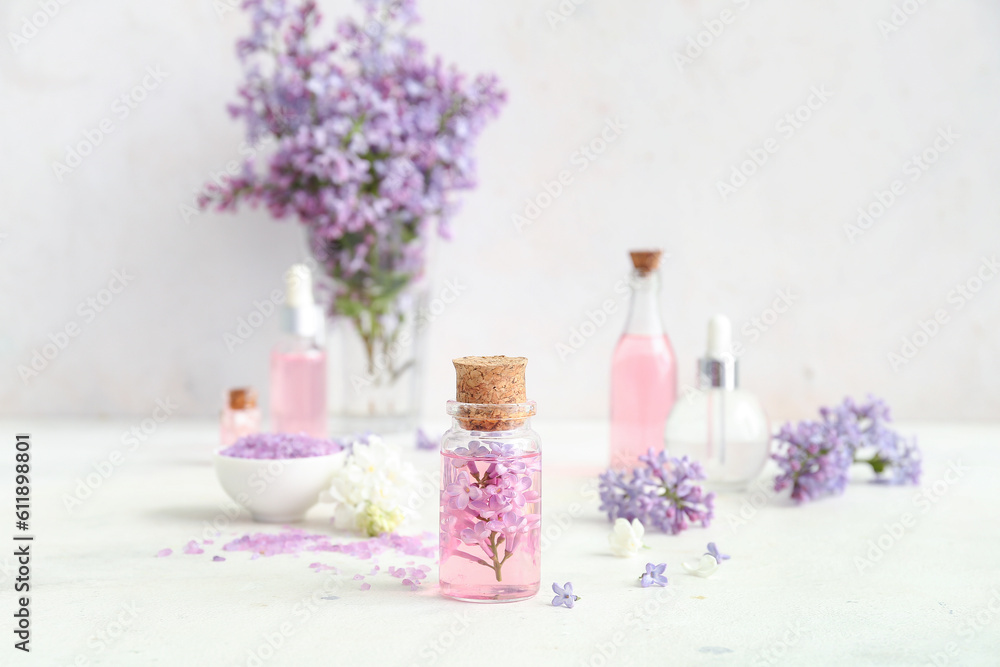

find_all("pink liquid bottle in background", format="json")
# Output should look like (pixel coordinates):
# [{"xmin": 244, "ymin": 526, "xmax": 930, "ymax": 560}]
[
  {"xmin": 270, "ymin": 264, "xmax": 327, "ymax": 438},
  {"xmin": 610, "ymin": 250, "xmax": 677, "ymax": 469},
  {"xmin": 220, "ymin": 387, "xmax": 261, "ymax": 447},
  {"xmin": 440, "ymin": 356, "xmax": 541, "ymax": 603}
]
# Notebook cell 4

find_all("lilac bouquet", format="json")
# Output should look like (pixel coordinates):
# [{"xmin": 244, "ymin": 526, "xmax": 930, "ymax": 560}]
[
  {"xmin": 201, "ymin": 0, "xmax": 505, "ymax": 379},
  {"xmin": 598, "ymin": 449, "xmax": 715, "ymax": 535},
  {"xmin": 772, "ymin": 395, "xmax": 922, "ymax": 503}
]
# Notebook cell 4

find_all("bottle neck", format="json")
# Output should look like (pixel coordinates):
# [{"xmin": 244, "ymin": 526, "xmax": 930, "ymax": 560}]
[
  {"xmin": 282, "ymin": 305, "xmax": 323, "ymax": 344},
  {"xmin": 623, "ymin": 271, "xmax": 663, "ymax": 335},
  {"xmin": 447, "ymin": 417, "xmax": 534, "ymax": 437}
]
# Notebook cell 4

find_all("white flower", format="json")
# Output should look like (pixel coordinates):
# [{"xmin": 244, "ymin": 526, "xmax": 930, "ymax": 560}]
[
  {"xmin": 608, "ymin": 518, "xmax": 645, "ymax": 557},
  {"xmin": 682, "ymin": 554, "xmax": 720, "ymax": 578},
  {"xmin": 321, "ymin": 435, "xmax": 421, "ymax": 536}
]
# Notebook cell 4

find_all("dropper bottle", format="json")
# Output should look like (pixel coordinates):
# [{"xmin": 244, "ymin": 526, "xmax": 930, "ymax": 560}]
[
  {"xmin": 664, "ymin": 314, "xmax": 769, "ymax": 490},
  {"xmin": 270, "ymin": 264, "xmax": 327, "ymax": 437}
]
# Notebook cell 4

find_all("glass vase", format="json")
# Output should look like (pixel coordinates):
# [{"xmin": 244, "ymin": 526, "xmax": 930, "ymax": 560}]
[{"xmin": 327, "ymin": 286, "xmax": 426, "ymax": 434}]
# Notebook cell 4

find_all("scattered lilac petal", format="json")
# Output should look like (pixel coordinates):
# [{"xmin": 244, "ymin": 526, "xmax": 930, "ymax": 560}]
[
  {"xmin": 213, "ymin": 556, "xmax": 226, "ymax": 562},
  {"xmin": 360, "ymin": 583, "xmax": 371, "ymax": 591},
  {"xmin": 416, "ymin": 428, "xmax": 439, "ymax": 451},
  {"xmin": 183, "ymin": 541, "xmax": 205, "ymax": 555},
  {"xmin": 156, "ymin": 548, "xmax": 173, "ymax": 558}
]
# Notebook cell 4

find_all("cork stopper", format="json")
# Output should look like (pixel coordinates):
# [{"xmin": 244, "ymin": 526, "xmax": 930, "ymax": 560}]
[
  {"xmin": 629, "ymin": 250, "xmax": 662, "ymax": 276},
  {"xmin": 452, "ymin": 356, "xmax": 530, "ymax": 431},
  {"xmin": 228, "ymin": 387, "xmax": 257, "ymax": 410}
]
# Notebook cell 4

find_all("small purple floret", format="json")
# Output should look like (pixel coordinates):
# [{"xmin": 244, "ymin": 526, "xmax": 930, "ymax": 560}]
[
  {"xmin": 640, "ymin": 562, "xmax": 668, "ymax": 588},
  {"xmin": 706, "ymin": 542, "xmax": 729, "ymax": 563},
  {"xmin": 551, "ymin": 582, "xmax": 579, "ymax": 608}
]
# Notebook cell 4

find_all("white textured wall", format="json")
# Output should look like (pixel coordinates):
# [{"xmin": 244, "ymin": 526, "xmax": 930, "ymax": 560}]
[{"xmin": 2, "ymin": 0, "xmax": 999, "ymax": 421}]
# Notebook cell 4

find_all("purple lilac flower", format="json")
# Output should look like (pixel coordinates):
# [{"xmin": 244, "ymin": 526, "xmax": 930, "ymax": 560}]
[
  {"xmin": 415, "ymin": 428, "xmax": 438, "ymax": 451},
  {"xmin": 640, "ymin": 563, "xmax": 668, "ymax": 588},
  {"xmin": 443, "ymin": 445, "xmax": 541, "ymax": 582},
  {"xmin": 445, "ymin": 471, "xmax": 482, "ymax": 510},
  {"xmin": 183, "ymin": 541, "xmax": 205, "ymax": 555},
  {"xmin": 598, "ymin": 449, "xmax": 715, "ymax": 535},
  {"xmin": 772, "ymin": 420, "xmax": 853, "ymax": 503},
  {"xmin": 220, "ymin": 432, "xmax": 343, "ymax": 459},
  {"xmin": 706, "ymin": 543, "xmax": 729, "ymax": 563},
  {"xmin": 871, "ymin": 433, "xmax": 922, "ymax": 485},
  {"xmin": 551, "ymin": 582, "xmax": 579, "ymax": 608},
  {"xmin": 772, "ymin": 395, "xmax": 921, "ymax": 503},
  {"xmin": 200, "ymin": 0, "xmax": 505, "ymax": 370}
]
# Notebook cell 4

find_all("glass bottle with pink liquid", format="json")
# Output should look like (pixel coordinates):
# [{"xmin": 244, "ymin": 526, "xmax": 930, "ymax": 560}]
[
  {"xmin": 220, "ymin": 387, "xmax": 261, "ymax": 447},
  {"xmin": 270, "ymin": 264, "xmax": 327, "ymax": 438},
  {"xmin": 610, "ymin": 250, "xmax": 677, "ymax": 469},
  {"xmin": 440, "ymin": 356, "xmax": 541, "ymax": 603}
]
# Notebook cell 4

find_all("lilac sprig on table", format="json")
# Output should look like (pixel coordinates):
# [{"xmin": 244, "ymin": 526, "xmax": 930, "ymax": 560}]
[
  {"xmin": 598, "ymin": 448, "xmax": 715, "ymax": 535},
  {"xmin": 772, "ymin": 395, "xmax": 921, "ymax": 503},
  {"xmin": 199, "ymin": 0, "xmax": 505, "ymax": 379}
]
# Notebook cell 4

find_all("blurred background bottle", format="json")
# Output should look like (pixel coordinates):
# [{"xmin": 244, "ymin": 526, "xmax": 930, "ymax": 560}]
[
  {"xmin": 220, "ymin": 387, "xmax": 260, "ymax": 447},
  {"xmin": 664, "ymin": 314, "xmax": 770, "ymax": 490},
  {"xmin": 270, "ymin": 264, "xmax": 327, "ymax": 437}
]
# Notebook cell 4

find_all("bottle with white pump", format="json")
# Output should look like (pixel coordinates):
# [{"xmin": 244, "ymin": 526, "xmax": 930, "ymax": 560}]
[
  {"xmin": 270, "ymin": 264, "xmax": 327, "ymax": 438},
  {"xmin": 663, "ymin": 314, "xmax": 769, "ymax": 490}
]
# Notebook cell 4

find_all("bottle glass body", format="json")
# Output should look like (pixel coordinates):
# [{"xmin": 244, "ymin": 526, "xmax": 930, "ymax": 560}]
[
  {"xmin": 439, "ymin": 402, "xmax": 541, "ymax": 603},
  {"xmin": 610, "ymin": 271, "xmax": 677, "ymax": 469},
  {"xmin": 664, "ymin": 388, "xmax": 769, "ymax": 490},
  {"xmin": 220, "ymin": 406, "xmax": 260, "ymax": 448},
  {"xmin": 270, "ymin": 335, "xmax": 327, "ymax": 438}
]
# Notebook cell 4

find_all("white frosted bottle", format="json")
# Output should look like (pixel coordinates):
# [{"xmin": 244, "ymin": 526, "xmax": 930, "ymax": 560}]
[{"xmin": 664, "ymin": 315, "xmax": 769, "ymax": 491}]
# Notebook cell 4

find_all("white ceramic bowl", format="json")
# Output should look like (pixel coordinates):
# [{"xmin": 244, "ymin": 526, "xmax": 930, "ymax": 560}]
[{"xmin": 213, "ymin": 451, "xmax": 342, "ymax": 523}]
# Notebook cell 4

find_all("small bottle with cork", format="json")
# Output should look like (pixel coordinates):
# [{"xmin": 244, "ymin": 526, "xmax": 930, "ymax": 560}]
[
  {"xmin": 220, "ymin": 387, "xmax": 260, "ymax": 447},
  {"xmin": 439, "ymin": 356, "xmax": 541, "ymax": 602}
]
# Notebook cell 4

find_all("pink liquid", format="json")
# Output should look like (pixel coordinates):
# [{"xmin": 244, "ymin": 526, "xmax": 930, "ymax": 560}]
[
  {"xmin": 610, "ymin": 334, "xmax": 677, "ymax": 469},
  {"xmin": 270, "ymin": 349, "xmax": 327, "ymax": 438},
  {"xmin": 439, "ymin": 450, "xmax": 541, "ymax": 602}
]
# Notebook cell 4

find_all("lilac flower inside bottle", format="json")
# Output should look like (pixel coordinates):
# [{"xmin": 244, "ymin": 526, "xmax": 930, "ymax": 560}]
[{"xmin": 439, "ymin": 356, "xmax": 541, "ymax": 602}]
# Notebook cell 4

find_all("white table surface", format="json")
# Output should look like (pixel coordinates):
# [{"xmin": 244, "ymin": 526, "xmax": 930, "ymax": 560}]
[{"xmin": 4, "ymin": 418, "xmax": 998, "ymax": 666}]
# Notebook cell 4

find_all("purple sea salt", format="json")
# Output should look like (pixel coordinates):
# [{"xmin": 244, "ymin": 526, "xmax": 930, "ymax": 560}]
[
  {"xmin": 220, "ymin": 432, "xmax": 343, "ymax": 460},
  {"xmin": 221, "ymin": 529, "xmax": 436, "ymax": 560}
]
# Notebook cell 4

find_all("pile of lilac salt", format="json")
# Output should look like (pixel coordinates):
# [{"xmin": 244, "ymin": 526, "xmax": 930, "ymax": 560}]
[{"xmin": 219, "ymin": 432, "xmax": 342, "ymax": 459}]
